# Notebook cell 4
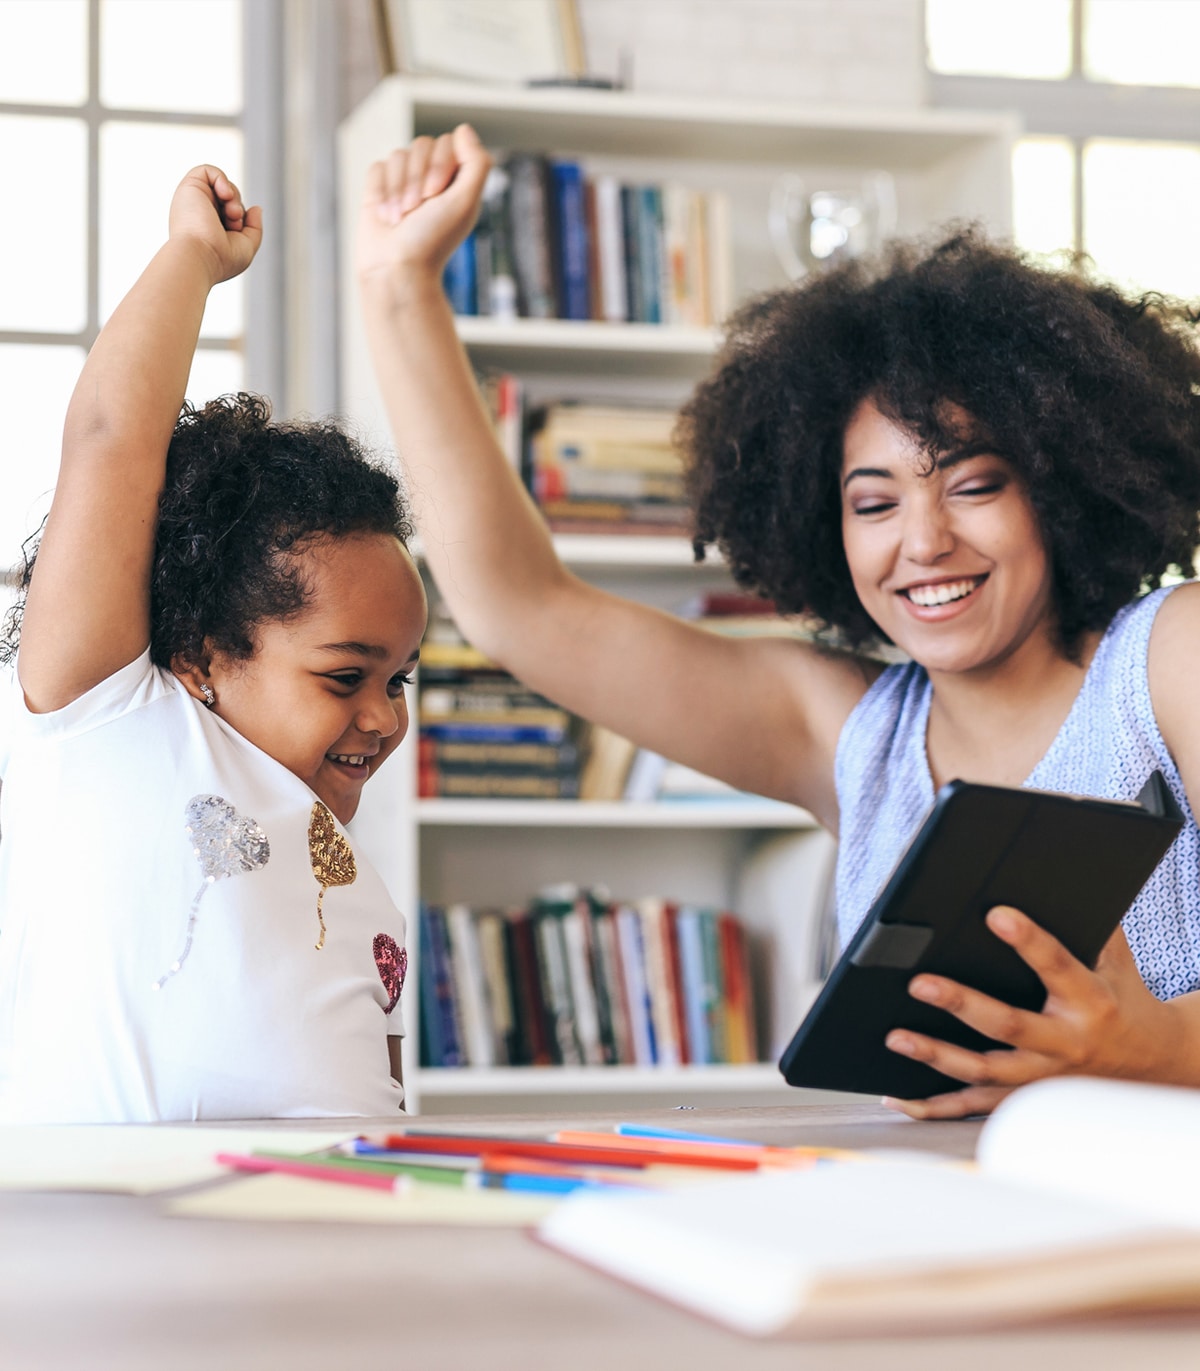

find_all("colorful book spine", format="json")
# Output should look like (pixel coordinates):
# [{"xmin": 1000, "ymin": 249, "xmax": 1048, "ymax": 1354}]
[
  {"xmin": 552, "ymin": 160, "xmax": 591, "ymax": 321},
  {"xmin": 442, "ymin": 233, "xmax": 477, "ymax": 316}
]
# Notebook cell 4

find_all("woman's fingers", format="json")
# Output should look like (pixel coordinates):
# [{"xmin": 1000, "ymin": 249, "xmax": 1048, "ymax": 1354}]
[
  {"xmin": 883, "ymin": 1085, "xmax": 1013, "ymax": 1120},
  {"xmin": 985, "ymin": 905, "xmax": 1096, "ymax": 998},
  {"xmin": 885, "ymin": 1026, "xmax": 1037, "ymax": 1087}
]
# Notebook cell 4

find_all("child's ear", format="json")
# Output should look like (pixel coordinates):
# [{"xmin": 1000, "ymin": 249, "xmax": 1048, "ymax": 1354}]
[{"xmin": 170, "ymin": 649, "xmax": 217, "ymax": 708}]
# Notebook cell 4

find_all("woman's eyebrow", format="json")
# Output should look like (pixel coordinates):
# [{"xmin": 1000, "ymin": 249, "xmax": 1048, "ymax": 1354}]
[{"xmin": 842, "ymin": 466, "xmax": 894, "ymax": 488}]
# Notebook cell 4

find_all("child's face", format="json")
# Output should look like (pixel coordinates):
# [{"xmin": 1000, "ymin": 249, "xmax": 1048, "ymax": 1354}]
[
  {"xmin": 201, "ymin": 533, "xmax": 427, "ymax": 824},
  {"xmin": 840, "ymin": 397, "xmax": 1054, "ymax": 676}
]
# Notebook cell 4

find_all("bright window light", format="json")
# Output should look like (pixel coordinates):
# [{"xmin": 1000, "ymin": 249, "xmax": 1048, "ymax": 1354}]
[
  {"xmin": 1083, "ymin": 139, "xmax": 1200, "ymax": 299},
  {"xmin": 1012, "ymin": 137, "xmax": 1076, "ymax": 260},
  {"xmin": 926, "ymin": 0, "xmax": 1073, "ymax": 79},
  {"xmin": 1084, "ymin": 0, "xmax": 1200, "ymax": 88},
  {"xmin": 0, "ymin": 0, "xmax": 88, "ymax": 106}
]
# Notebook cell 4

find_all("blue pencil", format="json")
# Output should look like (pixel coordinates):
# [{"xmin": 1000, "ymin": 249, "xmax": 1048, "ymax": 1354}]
[{"xmin": 615, "ymin": 1123, "xmax": 759, "ymax": 1147}]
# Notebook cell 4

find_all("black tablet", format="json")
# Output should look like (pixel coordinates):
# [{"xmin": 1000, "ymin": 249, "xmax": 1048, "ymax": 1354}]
[{"xmin": 778, "ymin": 771, "xmax": 1184, "ymax": 1099}]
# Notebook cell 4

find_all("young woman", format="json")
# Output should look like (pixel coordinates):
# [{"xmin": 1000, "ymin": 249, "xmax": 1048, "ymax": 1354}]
[
  {"xmin": 356, "ymin": 126, "xmax": 1200, "ymax": 1119},
  {"xmin": 0, "ymin": 166, "xmax": 427, "ymax": 1122}
]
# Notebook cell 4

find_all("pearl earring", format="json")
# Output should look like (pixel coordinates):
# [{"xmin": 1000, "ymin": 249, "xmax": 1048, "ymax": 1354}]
[{"xmin": 200, "ymin": 684, "xmax": 216, "ymax": 708}]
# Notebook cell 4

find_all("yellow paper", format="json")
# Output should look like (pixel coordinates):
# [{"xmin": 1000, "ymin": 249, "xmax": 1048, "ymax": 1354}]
[
  {"xmin": 167, "ymin": 1171, "xmax": 557, "ymax": 1226},
  {"xmin": 0, "ymin": 1125, "xmax": 356, "ymax": 1194}
]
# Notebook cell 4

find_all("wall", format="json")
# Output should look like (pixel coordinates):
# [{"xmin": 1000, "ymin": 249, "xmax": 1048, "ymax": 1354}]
[{"xmin": 338, "ymin": 0, "xmax": 926, "ymax": 117}]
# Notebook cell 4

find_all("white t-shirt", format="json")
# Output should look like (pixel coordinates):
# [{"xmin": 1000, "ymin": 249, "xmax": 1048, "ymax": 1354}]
[{"xmin": 0, "ymin": 652, "xmax": 406, "ymax": 1122}]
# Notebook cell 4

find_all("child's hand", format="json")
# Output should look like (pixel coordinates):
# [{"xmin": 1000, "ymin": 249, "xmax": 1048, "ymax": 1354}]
[
  {"xmin": 881, "ymin": 909, "xmax": 1182, "ymax": 1119},
  {"xmin": 357, "ymin": 125, "xmax": 491, "ymax": 285},
  {"xmin": 168, "ymin": 165, "xmax": 262, "ymax": 285}
]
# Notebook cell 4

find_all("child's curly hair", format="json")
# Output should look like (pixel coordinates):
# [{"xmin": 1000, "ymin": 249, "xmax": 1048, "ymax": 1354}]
[
  {"xmin": 679, "ymin": 229, "xmax": 1200, "ymax": 651},
  {"xmin": 2, "ymin": 393, "xmax": 413, "ymax": 668}
]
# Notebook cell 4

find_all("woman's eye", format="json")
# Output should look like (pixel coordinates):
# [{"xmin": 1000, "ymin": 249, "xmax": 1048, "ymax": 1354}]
[
  {"xmin": 854, "ymin": 501, "xmax": 895, "ymax": 516},
  {"xmin": 957, "ymin": 482, "xmax": 1003, "ymax": 498}
]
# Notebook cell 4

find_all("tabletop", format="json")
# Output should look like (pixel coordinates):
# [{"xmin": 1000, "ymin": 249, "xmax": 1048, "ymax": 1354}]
[{"xmin": 4, "ymin": 1100, "xmax": 1200, "ymax": 1371}]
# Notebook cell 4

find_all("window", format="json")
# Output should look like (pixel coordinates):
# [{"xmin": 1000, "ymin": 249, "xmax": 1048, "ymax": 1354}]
[
  {"xmin": 0, "ymin": 0, "xmax": 253, "ymax": 577},
  {"xmin": 927, "ymin": 0, "xmax": 1200, "ymax": 298}
]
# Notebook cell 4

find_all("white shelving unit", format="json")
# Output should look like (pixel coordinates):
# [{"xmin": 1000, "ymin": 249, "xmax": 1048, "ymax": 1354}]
[{"xmin": 339, "ymin": 77, "xmax": 1015, "ymax": 1114}]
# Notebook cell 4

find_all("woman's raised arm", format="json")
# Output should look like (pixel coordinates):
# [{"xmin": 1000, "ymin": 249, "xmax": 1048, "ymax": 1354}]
[{"xmin": 356, "ymin": 127, "xmax": 870, "ymax": 822}]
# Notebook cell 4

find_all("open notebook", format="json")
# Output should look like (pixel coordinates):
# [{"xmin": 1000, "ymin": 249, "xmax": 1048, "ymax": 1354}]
[{"xmin": 537, "ymin": 1078, "xmax": 1200, "ymax": 1337}]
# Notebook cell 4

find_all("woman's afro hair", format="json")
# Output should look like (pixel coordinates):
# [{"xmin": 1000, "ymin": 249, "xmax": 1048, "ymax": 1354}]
[{"xmin": 678, "ymin": 229, "xmax": 1200, "ymax": 651}]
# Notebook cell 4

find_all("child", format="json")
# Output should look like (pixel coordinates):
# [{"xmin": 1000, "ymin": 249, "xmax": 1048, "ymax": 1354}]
[
  {"xmin": 356, "ymin": 126, "xmax": 1200, "ymax": 1120},
  {"xmin": 0, "ymin": 166, "xmax": 427, "ymax": 1122}
]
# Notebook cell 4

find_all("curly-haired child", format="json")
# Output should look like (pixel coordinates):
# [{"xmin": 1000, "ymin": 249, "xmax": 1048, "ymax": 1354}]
[
  {"xmin": 358, "ymin": 126, "xmax": 1200, "ymax": 1120},
  {"xmin": 0, "ymin": 166, "xmax": 426, "ymax": 1122}
]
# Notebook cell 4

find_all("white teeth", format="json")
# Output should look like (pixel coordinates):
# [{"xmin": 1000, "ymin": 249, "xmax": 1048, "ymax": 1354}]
[
  {"xmin": 329, "ymin": 754, "xmax": 366, "ymax": 766},
  {"xmin": 905, "ymin": 578, "xmax": 980, "ymax": 607}
]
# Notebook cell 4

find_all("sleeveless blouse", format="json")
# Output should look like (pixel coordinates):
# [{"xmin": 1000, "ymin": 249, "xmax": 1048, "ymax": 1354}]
[{"xmin": 834, "ymin": 585, "xmax": 1200, "ymax": 1000}]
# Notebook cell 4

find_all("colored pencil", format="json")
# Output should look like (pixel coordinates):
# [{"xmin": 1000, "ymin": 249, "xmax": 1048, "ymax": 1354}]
[
  {"xmin": 372, "ymin": 1133, "xmax": 758, "ymax": 1172},
  {"xmin": 551, "ymin": 1130, "xmax": 826, "ymax": 1168},
  {"xmin": 215, "ymin": 1152, "xmax": 410, "ymax": 1193}
]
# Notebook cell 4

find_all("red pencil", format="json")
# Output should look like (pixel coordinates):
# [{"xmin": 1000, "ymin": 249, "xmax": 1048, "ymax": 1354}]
[{"xmin": 373, "ymin": 1134, "xmax": 759, "ymax": 1171}]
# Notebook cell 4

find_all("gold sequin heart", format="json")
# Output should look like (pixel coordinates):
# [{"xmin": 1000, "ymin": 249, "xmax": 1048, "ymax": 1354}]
[{"xmin": 308, "ymin": 802, "xmax": 357, "ymax": 950}]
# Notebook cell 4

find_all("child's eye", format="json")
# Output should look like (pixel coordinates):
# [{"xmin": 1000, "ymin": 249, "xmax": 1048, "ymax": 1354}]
[
  {"xmin": 388, "ymin": 673, "xmax": 414, "ymax": 695},
  {"xmin": 326, "ymin": 672, "xmax": 363, "ymax": 689}
]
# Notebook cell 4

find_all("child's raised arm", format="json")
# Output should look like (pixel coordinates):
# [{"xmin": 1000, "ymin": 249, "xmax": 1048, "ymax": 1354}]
[
  {"xmin": 17, "ymin": 166, "xmax": 262, "ymax": 713},
  {"xmin": 356, "ymin": 129, "xmax": 869, "ymax": 825}
]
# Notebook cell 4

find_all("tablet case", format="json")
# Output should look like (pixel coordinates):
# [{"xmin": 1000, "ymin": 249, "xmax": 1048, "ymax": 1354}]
[{"xmin": 778, "ymin": 771, "xmax": 1184, "ymax": 1099}]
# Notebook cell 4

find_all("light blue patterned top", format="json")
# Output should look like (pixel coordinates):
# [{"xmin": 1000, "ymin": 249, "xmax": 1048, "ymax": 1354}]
[{"xmin": 834, "ymin": 585, "xmax": 1200, "ymax": 1000}]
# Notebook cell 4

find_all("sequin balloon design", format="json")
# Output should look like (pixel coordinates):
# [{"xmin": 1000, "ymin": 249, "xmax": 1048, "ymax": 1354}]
[
  {"xmin": 308, "ymin": 802, "xmax": 357, "ymax": 949},
  {"xmin": 373, "ymin": 934, "xmax": 407, "ymax": 1014},
  {"xmin": 155, "ymin": 794, "xmax": 271, "ymax": 989}
]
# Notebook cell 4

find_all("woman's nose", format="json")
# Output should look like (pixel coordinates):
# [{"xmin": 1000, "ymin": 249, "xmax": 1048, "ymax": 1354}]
[{"xmin": 901, "ymin": 499, "xmax": 955, "ymax": 564}]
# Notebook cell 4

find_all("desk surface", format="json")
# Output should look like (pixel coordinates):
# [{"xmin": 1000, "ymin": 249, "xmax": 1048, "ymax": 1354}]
[{"xmin": 4, "ymin": 1100, "xmax": 1200, "ymax": 1371}]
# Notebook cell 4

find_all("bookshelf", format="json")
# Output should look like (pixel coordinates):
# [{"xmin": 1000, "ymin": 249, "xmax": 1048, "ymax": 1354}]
[{"xmin": 339, "ymin": 77, "xmax": 1015, "ymax": 1114}]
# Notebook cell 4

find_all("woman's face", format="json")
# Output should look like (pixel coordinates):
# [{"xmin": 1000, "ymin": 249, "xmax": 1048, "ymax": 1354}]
[
  {"xmin": 840, "ymin": 397, "xmax": 1055, "ymax": 677},
  {"xmin": 193, "ymin": 532, "xmax": 427, "ymax": 824}
]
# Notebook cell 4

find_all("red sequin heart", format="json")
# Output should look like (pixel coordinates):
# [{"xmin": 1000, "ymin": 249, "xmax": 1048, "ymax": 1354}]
[{"xmin": 373, "ymin": 934, "xmax": 406, "ymax": 1014}]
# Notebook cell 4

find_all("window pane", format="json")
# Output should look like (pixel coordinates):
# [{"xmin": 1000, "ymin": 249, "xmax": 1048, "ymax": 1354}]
[
  {"xmin": 0, "ymin": 345, "xmax": 84, "ymax": 572},
  {"xmin": 186, "ymin": 348, "xmax": 244, "ymax": 406},
  {"xmin": 926, "ymin": 0, "xmax": 1073, "ymax": 78},
  {"xmin": 0, "ymin": 116, "xmax": 87, "ymax": 332},
  {"xmin": 0, "ymin": 0, "xmax": 88, "ymax": 105},
  {"xmin": 1084, "ymin": 0, "xmax": 1200, "ymax": 88},
  {"xmin": 1012, "ymin": 137, "xmax": 1076, "ymax": 259},
  {"xmin": 100, "ymin": 0, "xmax": 242, "ymax": 114},
  {"xmin": 99, "ymin": 123, "xmax": 245, "ymax": 338},
  {"xmin": 1083, "ymin": 140, "xmax": 1200, "ymax": 299}
]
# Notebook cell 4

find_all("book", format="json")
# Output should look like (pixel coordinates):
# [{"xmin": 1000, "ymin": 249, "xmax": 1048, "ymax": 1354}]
[
  {"xmin": 538, "ymin": 1078, "xmax": 1200, "ymax": 1338},
  {"xmin": 637, "ymin": 897, "xmax": 681, "ymax": 1068},
  {"xmin": 592, "ymin": 174, "xmax": 627, "ymax": 323},
  {"xmin": 551, "ymin": 160, "xmax": 591, "ymax": 321},
  {"xmin": 614, "ymin": 903, "xmax": 656, "ymax": 1065},
  {"xmin": 445, "ymin": 903, "xmax": 494, "ymax": 1067},
  {"xmin": 442, "ymin": 234, "xmax": 477, "ymax": 315},
  {"xmin": 577, "ymin": 724, "xmax": 638, "ymax": 801},
  {"xmin": 507, "ymin": 153, "xmax": 556, "ymax": 319},
  {"xmin": 419, "ymin": 905, "xmax": 464, "ymax": 1067},
  {"xmin": 476, "ymin": 909, "xmax": 517, "ymax": 1065}
]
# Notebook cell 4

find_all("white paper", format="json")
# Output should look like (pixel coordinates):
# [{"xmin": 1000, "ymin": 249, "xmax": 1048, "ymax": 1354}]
[{"xmin": 0, "ymin": 1124, "xmax": 356, "ymax": 1194}]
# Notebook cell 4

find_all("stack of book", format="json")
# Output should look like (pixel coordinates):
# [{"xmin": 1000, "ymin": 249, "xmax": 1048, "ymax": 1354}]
[
  {"xmin": 418, "ymin": 889, "xmax": 759, "ymax": 1070},
  {"xmin": 418, "ymin": 635, "xmax": 581, "ymax": 801},
  {"xmin": 529, "ymin": 402, "xmax": 688, "ymax": 536},
  {"xmin": 443, "ymin": 153, "xmax": 733, "ymax": 327}
]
